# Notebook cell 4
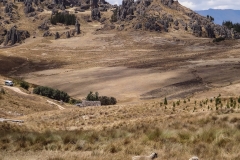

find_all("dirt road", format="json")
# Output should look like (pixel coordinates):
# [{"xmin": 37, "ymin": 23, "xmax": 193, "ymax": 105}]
[
  {"xmin": 3, "ymin": 86, "xmax": 29, "ymax": 95},
  {"xmin": 47, "ymin": 100, "xmax": 65, "ymax": 110}
]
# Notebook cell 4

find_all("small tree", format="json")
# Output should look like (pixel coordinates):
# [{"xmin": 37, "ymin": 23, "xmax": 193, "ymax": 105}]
[
  {"xmin": 173, "ymin": 102, "xmax": 175, "ymax": 108},
  {"xmin": 164, "ymin": 97, "xmax": 167, "ymax": 105},
  {"xmin": 20, "ymin": 81, "xmax": 29, "ymax": 90},
  {"xmin": 86, "ymin": 91, "xmax": 99, "ymax": 101}
]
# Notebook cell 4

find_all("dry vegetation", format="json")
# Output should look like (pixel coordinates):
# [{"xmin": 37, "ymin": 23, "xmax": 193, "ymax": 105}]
[
  {"xmin": 0, "ymin": 96, "xmax": 240, "ymax": 160},
  {"xmin": 0, "ymin": 1, "xmax": 240, "ymax": 160}
]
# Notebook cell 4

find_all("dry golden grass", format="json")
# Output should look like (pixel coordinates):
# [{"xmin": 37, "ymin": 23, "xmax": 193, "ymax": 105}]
[{"xmin": 1, "ymin": 93, "xmax": 240, "ymax": 159}]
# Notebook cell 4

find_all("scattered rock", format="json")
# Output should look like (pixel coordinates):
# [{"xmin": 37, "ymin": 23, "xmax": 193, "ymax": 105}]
[{"xmin": 55, "ymin": 32, "xmax": 60, "ymax": 39}]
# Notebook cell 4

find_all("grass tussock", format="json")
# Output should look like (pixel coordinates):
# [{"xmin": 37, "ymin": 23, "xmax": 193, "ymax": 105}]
[{"xmin": 1, "ymin": 114, "xmax": 240, "ymax": 159}]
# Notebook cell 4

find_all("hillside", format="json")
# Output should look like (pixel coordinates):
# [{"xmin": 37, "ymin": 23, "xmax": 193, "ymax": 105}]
[
  {"xmin": 196, "ymin": 9, "xmax": 240, "ymax": 25},
  {"xmin": 0, "ymin": 0, "xmax": 240, "ymax": 159}
]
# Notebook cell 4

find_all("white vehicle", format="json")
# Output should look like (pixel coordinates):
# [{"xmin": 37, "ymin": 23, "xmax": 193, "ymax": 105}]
[{"xmin": 5, "ymin": 80, "xmax": 13, "ymax": 86}]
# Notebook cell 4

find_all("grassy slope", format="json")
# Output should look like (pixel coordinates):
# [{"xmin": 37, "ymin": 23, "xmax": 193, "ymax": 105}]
[{"xmin": 0, "ymin": 86, "xmax": 240, "ymax": 159}]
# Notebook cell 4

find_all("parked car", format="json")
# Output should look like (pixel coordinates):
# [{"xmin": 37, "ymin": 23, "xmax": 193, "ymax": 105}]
[{"xmin": 5, "ymin": 80, "xmax": 13, "ymax": 86}]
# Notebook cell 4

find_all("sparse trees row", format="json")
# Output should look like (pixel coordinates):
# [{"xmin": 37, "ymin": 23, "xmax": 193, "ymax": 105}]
[
  {"xmin": 86, "ymin": 91, "xmax": 117, "ymax": 105},
  {"xmin": 33, "ymin": 86, "xmax": 70, "ymax": 102},
  {"xmin": 222, "ymin": 21, "xmax": 240, "ymax": 33},
  {"xmin": 50, "ymin": 12, "xmax": 76, "ymax": 25},
  {"xmin": 161, "ymin": 95, "xmax": 240, "ymax": 112}
]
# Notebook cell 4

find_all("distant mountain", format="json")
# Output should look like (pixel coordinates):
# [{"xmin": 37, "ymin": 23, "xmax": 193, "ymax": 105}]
[{"xmin": 196, "ymin": 9, "xmax": 240, "ymax": 25}]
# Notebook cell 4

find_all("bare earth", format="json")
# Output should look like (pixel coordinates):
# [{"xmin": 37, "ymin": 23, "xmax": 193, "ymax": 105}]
[{"xmin": 1, "ymin": 18, "xmax": 240, "ymax": 104}]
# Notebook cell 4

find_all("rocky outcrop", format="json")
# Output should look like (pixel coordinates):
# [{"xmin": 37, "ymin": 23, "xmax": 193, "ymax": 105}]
[
  {"xmin": 55, "ymin": 32, "xmax": 60, "ymax": 39},
  {"xmin": 43, "ymin": 31, "xmax": 53, "ymax": 37},
  {"xmin": 38, "ymin": 21, "xmax": 49, "ymax": 30},
  {"xmin": 4, "ymin": 3, "xmax": 13, "ymax": 14},
  {"xmin": 91, "ymin": 8, "xmax": 101, "ymax": 20},
  {"xmin": 24, "ymin": 0, "xmax": 35, "ymax": 14},
  {"xmin": 4, "ymin": 26, "xmax": 30, "ymax": 46},
  {"xmin": 66, "ymin": 31, "xmax": 70, "ymax": 38},
  {"xmin": 110, "ymin": 0, "xmax": 240, "ymax": 39},
  {"xmin": 75, "ymin": 20, "xmax": 80, "ymax": 34}
]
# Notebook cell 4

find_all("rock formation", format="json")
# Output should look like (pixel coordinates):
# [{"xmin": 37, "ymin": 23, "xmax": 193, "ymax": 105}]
[
  {"xmin": 4, "ymin": 26, "xmax": 30, "ymax": 46},
  {"xmin": 110, "ymin": 0, "xmax": 240, "ymax": 39},
  {"xmin": 66, "ymin": 31, "xmax": 70, "ymax": 38},
  {"xmin": 75, "ymin": 20, "xmax": 80, "ymax": 34},
  {"xmin": 91, "ymin": 8, "xmax": 101, "ymax": 20},
  {"xmin": 38, "ymin": 21, "xmax": 49, "ymax": 30},
  {"xmin": 55, "ymin": 32, "xmax": 60, "ymax": 39}
]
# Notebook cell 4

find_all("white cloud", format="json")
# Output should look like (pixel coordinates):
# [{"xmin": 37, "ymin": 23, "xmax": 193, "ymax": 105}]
[
  {"xmin": 107, "ymin": 0, "xmax": 240, "ymax": 10},
  {"xmin": 107, "ymin": 0, "xmax": 121, "ymax": 5},
  {"xmin": 178, "ymin": 0, "xmax": 240, "ymax": 10}
]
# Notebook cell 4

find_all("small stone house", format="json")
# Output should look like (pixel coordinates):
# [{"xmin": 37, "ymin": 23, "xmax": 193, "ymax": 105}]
[{"xmin": 76, "ymin": 100, "xmax": 101, "ymax": 107}]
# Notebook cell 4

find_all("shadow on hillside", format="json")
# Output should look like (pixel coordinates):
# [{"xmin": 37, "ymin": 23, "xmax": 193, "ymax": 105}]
[{"xmin": 0, "ymin": 55, "xmax": 66, "ymax": 76}]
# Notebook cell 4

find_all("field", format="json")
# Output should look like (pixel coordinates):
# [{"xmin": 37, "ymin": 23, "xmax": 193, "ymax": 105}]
[{"xmin": 0, "ymin": 2, "xmax": 240, "ymax": 160}]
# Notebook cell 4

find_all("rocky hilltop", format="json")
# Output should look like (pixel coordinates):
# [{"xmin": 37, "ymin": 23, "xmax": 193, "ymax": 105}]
[
  {"xmin": 0, "ymin": 0, "xmax": 239, "ymax": 47},
  {"xmin": 110, "ymin": 0, "xmax": 240, "ymax": 39}
]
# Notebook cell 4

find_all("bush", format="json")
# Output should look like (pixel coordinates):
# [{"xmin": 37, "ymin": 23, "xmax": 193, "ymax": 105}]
[
  {"xmin": 213, "ymin": 37, "xmax": 225, "ymax": 42},
  {"xmin": 99, "ymin": 96, "xmax": 117, "ymax": 105},
  {"xmin": 33, "ymin": 86, "xmax": 70, "ymax": 102},
  {"xmin": 0, "ymin": 88, "xmax": 5, "ymax": 94},
  {"xmin": 164, "ymin": 97, "xmax": 167, "ymax": 105},
  {"xmin": 50, "ymin": 12, "xmax": 76, "ymax": 25},
  {"xmin": 69, "ymin": 98, "xmax": 81, "ymax": 104},
  {"xmin": 20, "ymin": 81, "xmax": 29, "ymax": 90},
  {"xmin": 86, "ymin": 91, "xmax": 99, "ymax": 101},
  {"xmin": 86, "ymin": 91, "xmax": 117, "ymax": 105}
]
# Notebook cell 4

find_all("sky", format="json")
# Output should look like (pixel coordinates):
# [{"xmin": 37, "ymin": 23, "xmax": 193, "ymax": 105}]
[
  {"xmin": 178, "ymin": 0, "xmax": 240, "ymax": 10},
  {"xmin": 107, "ymin": 0, "xmax": 240, "ymax": 10}
]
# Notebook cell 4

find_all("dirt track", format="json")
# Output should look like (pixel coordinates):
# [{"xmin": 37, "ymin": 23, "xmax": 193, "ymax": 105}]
[{"xmin": 3, "ymin": 86, "xmax": 29, "ymax": 96}]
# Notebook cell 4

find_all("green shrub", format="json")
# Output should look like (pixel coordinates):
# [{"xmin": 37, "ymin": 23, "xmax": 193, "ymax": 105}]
[
  {"xmin": 99, "ymin": 96, "xmax": 117, "ymax": 105},
  {"xmin": 164, "ymin": 97, "xmax": 168, "ymax": 105},
  {"xmin": 213, "ymin": 37, "xmax": 225, "ymax": 42},
  {"xmin": 20, "ymin": 81, "xmax": 29, "ymax": 90},
  {"xmin": 33, "ymin": 86, "xmax": 70, "ymax": 102},
  {"xmin": 69, "ymin": 98, "xmax": 81, "ymax": 104},
  {"xmin": 86, "ymin": 91, "xmax": 99, "ymax": 101}
]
